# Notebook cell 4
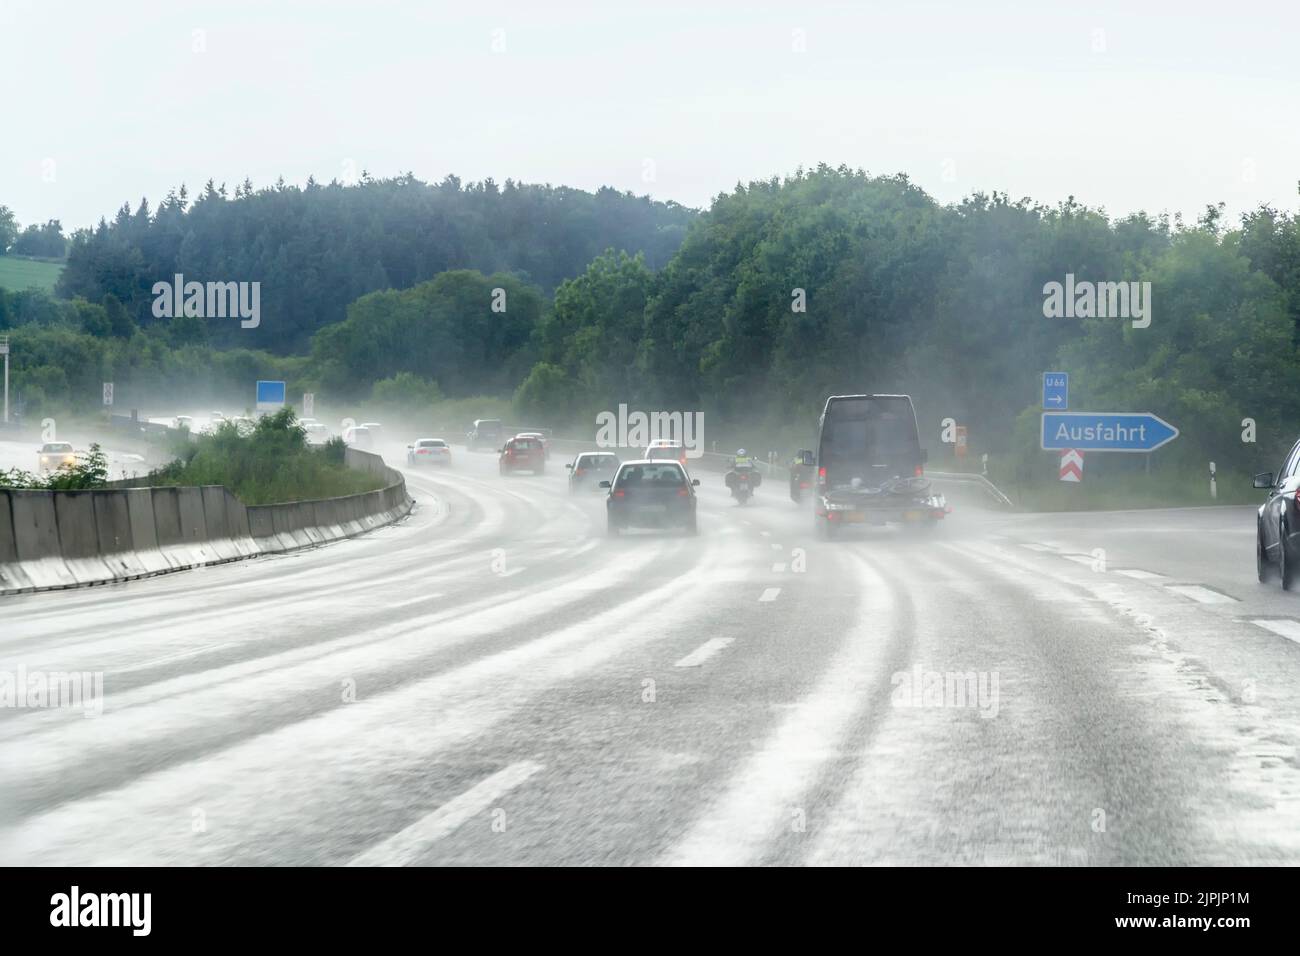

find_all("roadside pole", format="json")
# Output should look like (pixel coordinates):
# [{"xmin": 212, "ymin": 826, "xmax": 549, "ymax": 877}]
[{"xmin": 1, "ymin": 335, "xmax": 9, "ymax": 424}]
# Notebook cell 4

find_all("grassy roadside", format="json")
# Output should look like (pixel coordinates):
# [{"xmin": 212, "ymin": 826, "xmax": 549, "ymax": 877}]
[
  {"xmin": 982, "ymin": 463, "xmax": 1260, "ymax": 512},
  {"xmin": 146, "ymin": 409, "xmax": 384, "ymax": 505},
  {"xmin": 0, "ymin": 254, "xmax": 64, "ymax": 293}
]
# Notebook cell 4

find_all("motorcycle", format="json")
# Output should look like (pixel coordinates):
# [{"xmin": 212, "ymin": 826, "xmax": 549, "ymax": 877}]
[{"xmin": 725, "ymin": 464, "xmax": 761, "ymax": 505}]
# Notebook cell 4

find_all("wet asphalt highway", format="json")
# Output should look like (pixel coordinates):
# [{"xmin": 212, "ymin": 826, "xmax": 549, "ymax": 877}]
[{"xmin": 2, "ymin": 441, "xmax": 1299, "ymax": 866}]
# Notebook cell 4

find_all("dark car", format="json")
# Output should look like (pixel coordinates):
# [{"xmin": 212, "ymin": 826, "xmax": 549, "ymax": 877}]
[
  {"xmin": 1255, "ymin": 443, "xmax": 1300, "ymax": 587},
  {"xmin": 468, "ymin": 418, "xmax": 503, "ymax": 452},
  {"xmin": 566, "ymin": 451, "xmax": 620, "ymax": 493},
  {"xmin": 603, "ymin": 460, "xmax": 699, "ymax": 535},
  {"xmin": 811, "ymin": 393, "xmax": 945, "ymax": 538},
  {"xmin": 789, "ymin": 449, "xmax": 816, "ymax": 502},
  {"xmin": 499, "ymin": 435, "xmax": 546, "ymax": 475}
]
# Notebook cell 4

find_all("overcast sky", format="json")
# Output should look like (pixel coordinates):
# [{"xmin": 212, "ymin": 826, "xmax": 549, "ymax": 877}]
[{"xmin": 4, "ymin": 0, "xmax": 1299, "ymax": 231}]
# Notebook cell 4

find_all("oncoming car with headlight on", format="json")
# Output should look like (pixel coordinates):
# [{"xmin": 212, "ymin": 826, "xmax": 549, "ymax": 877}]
[{"xmin": 37, "ymin": 442, "xmax": 77, "ymax": 473}]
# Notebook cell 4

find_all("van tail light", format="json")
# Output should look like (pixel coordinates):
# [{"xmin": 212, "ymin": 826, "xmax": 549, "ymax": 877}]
[
  {"xmin": 914, "ymin": 465, "xmax": 924, "ymax": 477},
  {"xmin": 818, "ymin": 466, "xmax": 826, "ymax": 488}
]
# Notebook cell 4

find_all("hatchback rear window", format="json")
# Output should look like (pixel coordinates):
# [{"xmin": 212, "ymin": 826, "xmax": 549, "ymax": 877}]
[{"xmin": 616, "ymin": 464, "xmax": 686, "ymax": 486}]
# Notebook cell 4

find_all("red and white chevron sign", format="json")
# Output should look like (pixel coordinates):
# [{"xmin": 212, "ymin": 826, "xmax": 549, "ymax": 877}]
[{"xmin": 1059, "ymin": 448, "xmax": 1084, "ymax": 482}]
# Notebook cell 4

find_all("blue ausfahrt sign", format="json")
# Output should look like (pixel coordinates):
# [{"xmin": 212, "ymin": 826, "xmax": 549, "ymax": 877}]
[{"xmin": 1041, "ymin": 412, "xmax": 1178, "ymax": 452}]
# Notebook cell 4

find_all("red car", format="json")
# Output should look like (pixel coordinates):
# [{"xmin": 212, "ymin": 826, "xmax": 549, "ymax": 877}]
[{"xmin": 500, "ymin": 435, "xmax": 546, "ymax": 475}]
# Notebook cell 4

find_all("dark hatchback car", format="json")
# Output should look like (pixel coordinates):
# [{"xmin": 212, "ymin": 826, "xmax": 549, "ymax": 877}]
[
  {"xmin": 566, "ymin": 451, "xmax": 620, "ymax": 493},
  {"xmin": 603, "ymin": 460, "xmax": 699, "ymax": 535},
  {"xmin": 1255, "ymin": 443, "xmax": 1300, "ymax": 587},
  {"xmin": 499, "ymin": 435, "xmax": 546, "ymax": 475}
]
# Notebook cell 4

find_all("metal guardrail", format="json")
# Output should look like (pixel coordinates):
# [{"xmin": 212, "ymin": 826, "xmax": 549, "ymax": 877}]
[{"xmin": 925, "ymin": 470, "xmax": 1015, "ymax": 508}]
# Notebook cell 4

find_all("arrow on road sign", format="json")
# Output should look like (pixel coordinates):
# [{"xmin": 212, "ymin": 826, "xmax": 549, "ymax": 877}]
[
  {"xmin": 1042, "ymin": 372, "xmax": 1068, "ymax": 411},
  {"xmin": 1059, "ymin": 448, "xmax": 1084, "ymax": 482},
  {"xmin": 1041, "ymin": 412, "xmax": 1178, "ymax": 452}
]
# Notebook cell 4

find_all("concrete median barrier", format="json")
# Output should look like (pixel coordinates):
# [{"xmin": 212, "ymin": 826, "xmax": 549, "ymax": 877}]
[
  {"xmin": 11, "ymin": 490, "xmax": 77, "ymax": 589},
  {"xmin": 54, "ymin": 492, "xmax": 117, "ymax": 586},
  {"xmin": 0, "ymin": 450, "xmax": 414, "ymax": 597},
  {"xmin": 127, "ymin": 487, "xmax": 174, "ymax": 574},
  {"xmin": 0, "ymin": 490, "xmax": 35, "ymax": 592},
  {"xmin": 92, "ymin": 489, "xmax": 150, "ymax": 581}
]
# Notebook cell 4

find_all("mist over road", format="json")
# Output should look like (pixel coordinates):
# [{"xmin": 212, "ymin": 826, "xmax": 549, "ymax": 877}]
[{"xmin": 2, "ymin": 442, "xmax": 1298, "ymax": 866}]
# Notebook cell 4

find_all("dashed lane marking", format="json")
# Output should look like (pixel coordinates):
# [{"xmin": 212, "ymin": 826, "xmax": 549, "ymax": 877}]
[
  {"xmin": 1250, "ymin": 619, "xmax": 1300, "ymax": 645},
  {"xmin": 759, "ymin": 588, "xmax": 781, "ymax": 602},
  {"xmin": 1115, "ymin": 569, "xmax": 1166, "ymax": 581},
  {"xmin": 1165, "ymin": 584, "xmax": 1238, "ymax": 604},
  {"xmin": 674, "ymin": 638, "xmax": 735, "ymax": 668},
  {"xmin": 347, "ymin": 761, "xmax": 543, "ymax": 866}
]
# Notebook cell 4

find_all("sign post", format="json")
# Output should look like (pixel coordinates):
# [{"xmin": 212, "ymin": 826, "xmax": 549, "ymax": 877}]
[
  {"xmin": 102, "ymin": 382, "xmax": 113, "ymax": 407},
  {"xmin": 303, "ymin": 392, "xmax": 315, "ymax": 418},
  {"xmin": 955, "ymin": 425, "xmax": 968, "ymax": 460},
  {"xmin": 0, "ymin": 336, "xmax": 8, "ymax": 423}
]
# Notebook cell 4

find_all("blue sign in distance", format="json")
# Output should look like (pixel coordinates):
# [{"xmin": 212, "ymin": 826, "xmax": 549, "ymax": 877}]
[
  {"xmin": 256, "ymin": 380, "xmax": 286, "ymax": 405},
  {"xmin": 1041, "ymin": 412, "xmax": 1179, "ymax": 453},
  {"xmin": 1042, "ymin": 372, "xmax": 1068, "ymax": 410}
]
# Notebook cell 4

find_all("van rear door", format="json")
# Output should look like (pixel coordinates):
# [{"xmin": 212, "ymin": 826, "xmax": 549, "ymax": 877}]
[{"xmin": 817, "ymin": 395, "xmax": 922, "ymax": 491}]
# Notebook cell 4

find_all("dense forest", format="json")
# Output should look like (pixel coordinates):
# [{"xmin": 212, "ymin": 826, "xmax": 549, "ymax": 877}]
[
  {"xmin": 53, "ymin": 174, "xmax": 695, "ymax": 352},
  {"xmin": 5, "ymin": 164, "xmax": 1300, "ymax": 481}
]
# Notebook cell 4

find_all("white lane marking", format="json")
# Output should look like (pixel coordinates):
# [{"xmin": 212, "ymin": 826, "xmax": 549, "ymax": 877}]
[
  {"xmin": 1062, "ymin": 554, "xmax": 1097, "ymax": 567},
  {"xmin": 116, "ymin": 643, "xmax": 239, "ymax": 675},
  {"xmin": 1165, "ymin": 584, "xmax": 1238, "ymax": 604},
  {"xmin": 771, "ymin": 544, "xmax": 782, "ymax": 551},
  {"xmin": 759, "ymin": 588, "xmax": 781, "ymax": 602},
  {"xmin": 742, "ymin": 520, "xmax": 752, "ymax": 526},
  {"xmin": 1019, "ymin": 543, "xmax": 1055, "ymax": 553},
  {"xmin": 1251, "ymin": 619, "xmax": 1300, "ymax": 644},
  {"xmin": 772, "ymin": 563, "xmax": 786, "ymax": 573},
  {"xmin": 1115, "ymin": 569, "xmax": 1166, "ymax": 581},
  {"xmin": 347, "ymin": 761, "xmax": 542, "ymax": 866},
  {"xmin": 674, "ymin": 638, "xmax": 735, "ymax": 668},
  {"xmin": 0, "ymin": 549, "xmax": 727, "ymax": 865},
  {"xmin": 664, "ymin": 553, "xmax": 894, "ymax": 867},
  {"xmin": 499, "ymin": 567, "xmax": 526, "ymax": 578},
  {"xmin": 390, "ymin": 592, "xmax": 444, "ymax": 610},
  {"xmin": 760, "ymin": 531, "xmax": 771, "ymax": 537}
]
